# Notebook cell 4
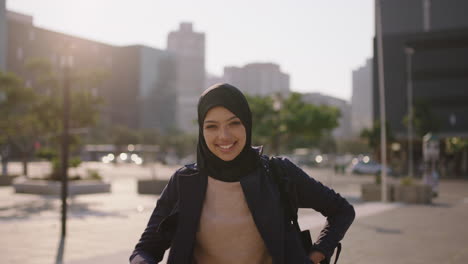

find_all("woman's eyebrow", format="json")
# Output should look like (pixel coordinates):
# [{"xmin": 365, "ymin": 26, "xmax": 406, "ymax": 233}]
[
  {"xmin": 204, "ymin": 116, "xmax": 238, "ymax": 124},
  {"xmin": 226, "ymin": 116, "xmax": 239, "ymax": 122},
  {"xmin": 204, "ymin": 120, "xmax": 218, "ymax": 124}
]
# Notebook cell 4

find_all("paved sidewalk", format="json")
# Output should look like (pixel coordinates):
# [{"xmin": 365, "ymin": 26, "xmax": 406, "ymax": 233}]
[
  {"xmin": 0, "ymin": 162, "xmax": 467, "ymax": 263},
  {"xmin": 324, "ymin": 180, "xmax": 468, "ymax": 264}
]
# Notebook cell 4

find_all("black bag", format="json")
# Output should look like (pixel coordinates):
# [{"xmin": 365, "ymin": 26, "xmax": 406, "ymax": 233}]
[{"xmin": 268, "ymin": 157, "xmax": 341, "ymax": 264}]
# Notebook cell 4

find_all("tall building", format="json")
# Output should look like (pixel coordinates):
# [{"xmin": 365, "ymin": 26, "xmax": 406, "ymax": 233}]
[
  {"xmin": 380, "ymin": 0, "xmax": 468, "ymax": 35},
  {"xmin": 109, "ymin": 45, "xmax": 176, "ymax": 131},
  {"xmin": 0, "ymin": 0, "xmax": 6, "ymax": 71},
  {"xmin": 374, "ymin": 0, "xmax": 468, "ymax": 138},
  {"xmin": 167, "ymin": 22, "xmax": 205, "ymax": 132},
  {"xmin": 6, "ymin": 10, "xmax": 176, "ymax": 131},
  {"xmin": 223, "ymin": 63, "xmax": 290, "ymax": 96},
  {"xmin": 351, "ymin": 58, "xmax": 373, "ymax": 136},
  {"xmin": 205, "ymin": 73, "xmax": 223, "ymax": 88},
  {"xmin": 373, "ymin": 0, "xmax": 468, "ymax": 177},
  {"xmin": 302, "ymin": 93, "xmax": 352, "ymax": 140}
]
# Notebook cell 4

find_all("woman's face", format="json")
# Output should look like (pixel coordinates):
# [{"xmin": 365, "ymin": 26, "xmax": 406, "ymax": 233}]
[{"xmin": 203, "ymin": 106, "xmax": 247, "ymax": 161}]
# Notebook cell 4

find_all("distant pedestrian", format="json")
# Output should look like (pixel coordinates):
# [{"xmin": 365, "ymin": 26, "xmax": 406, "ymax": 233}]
[
  {"xmin": 423, "ymin": 162, "xmax": 439, "ymax": 197},
  {"xmin": 130, "ymin": 83, "xmax": 355, "ymax": 264}
]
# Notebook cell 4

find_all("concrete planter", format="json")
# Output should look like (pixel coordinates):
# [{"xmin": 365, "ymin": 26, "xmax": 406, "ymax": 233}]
[
  {"xmin": 0, "ymin": 175, "xmax": 19, "ymax": 186},
  {"xmin": 394, "ymin": 184, "xmax": 432, "ymax": 204},
  {"xmin": 12, "ymin": 177, "xmax": 111, "ymax": 195},
  {"xmin": 137, "ymin": 179, "xmax": 169, "ymax": 195},
  {"xmin": 361, "ymin": 183, "xmax": 394, "ymax": 202}
]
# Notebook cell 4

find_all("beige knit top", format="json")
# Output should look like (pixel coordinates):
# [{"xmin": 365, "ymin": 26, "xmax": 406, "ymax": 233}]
[{"xmin": 193, "ymin": 176, "xmax": 272, "ymax": 264}]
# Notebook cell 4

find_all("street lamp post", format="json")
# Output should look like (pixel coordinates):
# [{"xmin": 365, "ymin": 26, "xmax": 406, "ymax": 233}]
[
  {"xmin": 272, "ymin": 93, "xmax": 283, "ymax": 155},
  {"xmin": 405, "ymin": 47, "xmax": 415, "ymax": 179},
  {"xmin": 376, "ymin": 0, "xmax": 388, "ymax": 202},
  {"xmin": 60, "ymin": 53, "xmax": 73, "ymax": 239}
]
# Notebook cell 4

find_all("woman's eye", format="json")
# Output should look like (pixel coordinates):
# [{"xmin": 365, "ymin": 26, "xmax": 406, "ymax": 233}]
[
  {"xmin": 204, "ymin": 125, "xmax": 217, "ymax": 129},
  {"xmin": 230, "ymin": 121, "xmax": 241, "ymax": 126}
]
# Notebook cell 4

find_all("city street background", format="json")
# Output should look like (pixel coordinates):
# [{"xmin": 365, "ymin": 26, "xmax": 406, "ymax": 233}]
[{"xmin": 1, "ymin": 162, "xmax": 467, "ymax": 264}]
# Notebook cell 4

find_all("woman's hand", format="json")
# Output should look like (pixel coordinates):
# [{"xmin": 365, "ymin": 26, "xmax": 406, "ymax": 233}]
[{"xmin": 309, "ymin": 251, "xmax": 325, "ymax": 264}]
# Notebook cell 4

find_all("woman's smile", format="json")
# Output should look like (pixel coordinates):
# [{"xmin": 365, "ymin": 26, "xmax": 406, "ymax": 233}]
[
  {"xmin": 216, "ymin": 142, "xmax": 236, "ymax": 152},
  {"xmin": 203, "ymin": 106, "xmax": 246, "ymax": 161}
]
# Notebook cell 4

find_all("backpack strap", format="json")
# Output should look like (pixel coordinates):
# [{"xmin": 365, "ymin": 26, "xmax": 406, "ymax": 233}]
[
  {"xmin": 268, "ymin": 157, "xmax": 313, "ymax": 252},
  {"xmin": 333, "ymin": 243, "xmax": 342, "ymax": 264},
  {"xmin": 268, "ymin": 157, "xmax": 300, "ymax": 230},
  {"xmin": 268, "ymin": 156, "xmax": 342, "ymax": 264}
]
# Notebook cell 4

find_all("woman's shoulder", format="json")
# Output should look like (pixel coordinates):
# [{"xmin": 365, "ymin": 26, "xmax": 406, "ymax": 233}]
[
  {"xmin": 174, "ymin": 162, "xmax": 199, "ymax": 177},
  {"xmin": 260, "ymin": 154, "xmax": 294, "ymax": 166}
]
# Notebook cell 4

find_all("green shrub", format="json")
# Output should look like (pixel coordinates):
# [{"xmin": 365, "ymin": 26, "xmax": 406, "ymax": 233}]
[
  {"xmin": 86, "ymin": 169, "xmax": 102, "ymax": 180},
  {"xmin": 69, "ymin": 157, "xmax": 82, "ymax": 168},
  {"xmin": 374, "ymin": 173, "xmax": 382, "ymax": 184},
  {"xmin": 400, "ymin": 176, "xmax": 414, "ymax": 186},
  {"xmin": 35, "ymin": 148, "xmax": 57, "ymax": 161}
]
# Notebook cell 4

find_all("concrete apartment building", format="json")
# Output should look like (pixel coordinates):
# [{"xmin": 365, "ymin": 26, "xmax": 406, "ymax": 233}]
[
  {"xmin": 302, "ymin": 93, "xmax": 352, "ymax": 140},
  {"xmin": 167, "ymin": 22, "xmax": 205, "ymax": 132},
  {"xmin": 351, "ymin": 58, "xmax": 373, "ymax": 137},
  {"xmin": 223, "ymin": 63, "xmax": 290, "ymax": 97},
  {"xmin": 4, "ymin": 8, "xmax": 176, "ymax": 132}
]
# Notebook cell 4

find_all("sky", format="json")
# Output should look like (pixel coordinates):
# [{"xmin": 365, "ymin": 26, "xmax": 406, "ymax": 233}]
[{"xmin": 6, "ymin": 0, "xmax": 375, "ymax": 101}]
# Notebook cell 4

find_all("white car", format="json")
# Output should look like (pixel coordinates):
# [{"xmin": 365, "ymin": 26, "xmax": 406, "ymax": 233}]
[{"xmin": 349, "ymin": 160, "xmax": 392, "ymax": 175}]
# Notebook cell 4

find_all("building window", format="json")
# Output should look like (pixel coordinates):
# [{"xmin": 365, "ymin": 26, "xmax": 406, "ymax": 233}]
[
  {"xmin": 50, "ymin": 53, "xmax": 57, "ymax": 65},
  {"xmin": 106, "ymin": 56, "xmax": 112, "ymax": 67},
  {"xmin": 17, "ymin": 47, "xmax": 23, "ymax": 60},
  {"xmin": 91, "ymin": 88, "xmax": 99, "ymax": 97},
  {"xmin": 29, "ymin": 30, "xmax": 35, "ymax": 41}
]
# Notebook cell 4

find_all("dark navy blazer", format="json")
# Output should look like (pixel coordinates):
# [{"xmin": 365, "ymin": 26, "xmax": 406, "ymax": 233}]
[{"xmin": 130, "ymin": 157, "xmax": 355, "ymax": 264}]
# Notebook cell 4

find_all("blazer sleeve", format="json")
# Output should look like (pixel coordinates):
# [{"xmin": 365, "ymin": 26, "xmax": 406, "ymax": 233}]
[
  {"xmin": 281, "ymin": 158, "xmax": 355, "ymax": 261},
  {"xmin": 129, "ymin": 171, "xmax": 180, "ymax": 264}
]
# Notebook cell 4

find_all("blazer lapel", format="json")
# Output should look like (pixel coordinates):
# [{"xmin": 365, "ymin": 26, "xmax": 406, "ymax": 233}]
[
  {"xmin": 168, "ymin": 172, "xmax": 207, "ymax": 264},
  {"xmin": 241, "ymin": 168, "xmax": 285, "ymax": 264}
]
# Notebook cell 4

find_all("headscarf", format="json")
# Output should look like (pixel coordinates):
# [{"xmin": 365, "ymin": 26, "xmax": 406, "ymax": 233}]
[{"xmin": 197, "ymin": 83, "xmax": 259, "ymax": 182}]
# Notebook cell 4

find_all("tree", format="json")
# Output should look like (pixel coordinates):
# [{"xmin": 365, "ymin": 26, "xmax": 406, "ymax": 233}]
[
  {"xmin": 28, "ymin": 59, "xmax": 105, "ymax": 180},
  {"xmin": 1, "ymin": 58, "xmax": 105, "ymax": 179},
  {"xmin": 403, "ymin": 99, "xmax": 440, "ymax": 137},
  {"xmin": 281, "ymin": 93, "xmax": 340, "ymax": 151},
  {"xmin": 0, "ymin": 71, "xmax": 39, "ymax": 176},
  {"xmin": 246, "ymin": 92, "xmax": 340, "ymax": 154},
  {"xmin": 111, "ymin": 125, "xmax": 141, "ymax": 150},
  {"xmin": 360, "ymin": 121, "xmax": 395, "ymax": 161}
]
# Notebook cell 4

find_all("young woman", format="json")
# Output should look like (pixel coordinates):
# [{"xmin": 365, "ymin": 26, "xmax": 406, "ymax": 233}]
[{"xmin": 130, "ymin": 83, "xmax": 355, "ymax": 264}]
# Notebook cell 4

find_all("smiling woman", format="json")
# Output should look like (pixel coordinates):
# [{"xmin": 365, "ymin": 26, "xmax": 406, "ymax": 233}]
[
  {"xmin": 130, "ymin": 83, "xmax": 355, "ymax": 264},
  {"xmin": 202, "ymin": 106, "xmax": 246, "ymax": 161}
]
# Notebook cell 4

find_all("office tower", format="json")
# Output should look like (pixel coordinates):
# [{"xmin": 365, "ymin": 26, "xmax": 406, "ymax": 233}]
[
  {"xmin": 223, "ymin": 63, "xmax": 290, "ymax": 96},
  {"xmin": 167, "ymin": 22, "xmax": 205, "ymax": 132},
  {"xmin": 374, "ymin": 0, "xmax": 468, "ymax": 137},
  {"xmin": 351, "ymin": 58, "xmax": 373, "ymax": 136}
]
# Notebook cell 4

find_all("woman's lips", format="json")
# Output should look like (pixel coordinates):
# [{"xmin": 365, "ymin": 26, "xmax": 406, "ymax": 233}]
[{"xmin": 216, "ymin": 142, "xmax": 236, "ymax": 153}]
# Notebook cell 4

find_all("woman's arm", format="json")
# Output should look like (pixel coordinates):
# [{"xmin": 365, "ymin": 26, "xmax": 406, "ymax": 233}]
[
  {"xmin": 129, "ymin": 172, "xmax": 179, "ymax": 264},
  {"xmin": 281, "ymin": 158, "xmax": 355, "ymax": 262}
]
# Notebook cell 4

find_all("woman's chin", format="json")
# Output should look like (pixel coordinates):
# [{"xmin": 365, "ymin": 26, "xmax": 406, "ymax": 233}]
[
  {"xmin": 216, "ymin": 153, "xmax": 238, "ymax": 161},
  {"xmin": 213, "ymin": 149, "xmax": 242, "ymax": 161}
]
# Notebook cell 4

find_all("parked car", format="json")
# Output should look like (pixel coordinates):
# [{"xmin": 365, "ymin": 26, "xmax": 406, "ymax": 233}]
[{"xmin": 348, "ymin": 159, "xmax": 392, "ymax": 175}]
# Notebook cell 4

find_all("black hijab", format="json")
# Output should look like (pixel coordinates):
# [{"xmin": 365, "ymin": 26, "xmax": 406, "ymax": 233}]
[{"xmin": 197, "ymin": 83, "xmax": 259, "ymax": 182}]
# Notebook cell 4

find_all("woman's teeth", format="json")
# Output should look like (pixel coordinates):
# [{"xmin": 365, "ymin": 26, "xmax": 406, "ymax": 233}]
[{"xmin": 219, "ymin": 143, "xmax": 234, "ymax": 149}]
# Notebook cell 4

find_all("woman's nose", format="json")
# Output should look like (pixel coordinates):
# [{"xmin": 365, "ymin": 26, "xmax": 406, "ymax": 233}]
[{"xmin": 218, "ymin": 126, "xmax": 231, "ymax": 140}]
